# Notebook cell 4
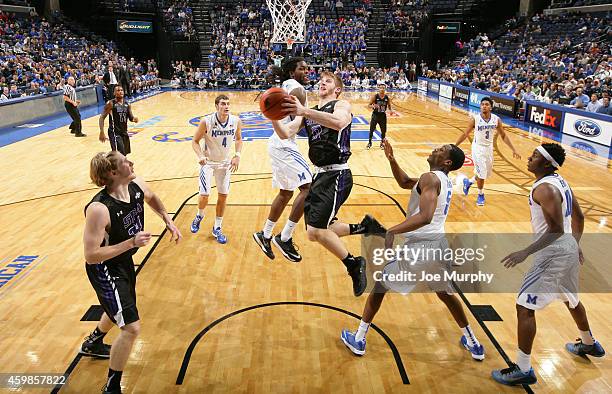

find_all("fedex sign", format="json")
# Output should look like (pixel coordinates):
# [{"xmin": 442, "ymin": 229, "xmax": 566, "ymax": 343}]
[{"xmin": 526, "ymin": 105, "xmax": 562, "ymax": 131}]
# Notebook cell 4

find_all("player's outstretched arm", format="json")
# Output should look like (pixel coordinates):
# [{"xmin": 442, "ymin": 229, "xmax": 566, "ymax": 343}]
[
  {"xmin": 84, "ymin": 202, "xmax": 151, "ymax": 264},
  {"xmin": 271, "ymin": 115, "xmax": 304, "ymax": 139},
  {"xmin": 368, "ymin": 94, "xmax": 376, "ymax": 110},
  {"xmin": 134, "ymin": 176, "xmax": 182, "ymax": 243},
  {"xmin": 455, "ymin": 116, "xmax": 474, "ymax": 146},
  {"xmin": 570, "ymin": 188, "xmax": 585, "ymax": 263},
  {"xmin": 192, "ymin": 118, "xmax": 208, "ymax": 165},
  {"xmin": 230, "ymin": 119, "xmax": 243, "ymax": 172},
  {"xmin": 502, "ymin": 183, "xmax": 564, "ymax": 267},
  {"xmin": 127, "ymin": 104, "xmax": 138, "ymax": 123},
  {"xmin": 289, "ymin": 86, "xmax": 307, "ymax": 106},
  {"xmin": 385, "ymin": 172, "xmax": 439, "ymax": 242},
  {"xmin": 497, "ymin": 121, "xmax": 521, "ymax": 159},
  {"xmin": 383, "ymin": 139, "xmax": 418, "ymax": 189},
  {"xmin": 98, "ymin": 101, "xmax": 113, "ymax": 142},
  {"xmin": 302, "ymin": 99, "xmax": 352, "ymax": 131}
]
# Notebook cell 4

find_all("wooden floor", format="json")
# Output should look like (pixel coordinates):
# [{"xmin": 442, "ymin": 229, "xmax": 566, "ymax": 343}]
[{"xmin": 0, "ymin": 90, "xmax": 611, "ymax": 393}]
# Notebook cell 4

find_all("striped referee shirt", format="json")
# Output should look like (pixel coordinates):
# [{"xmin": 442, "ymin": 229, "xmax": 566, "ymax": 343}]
[{"xmin": 63, "ymin": 84, "xmax": 77, "ymax": 104}]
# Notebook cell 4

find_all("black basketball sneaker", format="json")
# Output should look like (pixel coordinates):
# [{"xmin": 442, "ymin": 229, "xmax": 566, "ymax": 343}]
[
  {"xmin": 272, "ymin": 235, "xmax": 302, "ymax": 263},
  {"xmin": 252, "ymin": 231, "xmax": 275, "ymax": 260}
]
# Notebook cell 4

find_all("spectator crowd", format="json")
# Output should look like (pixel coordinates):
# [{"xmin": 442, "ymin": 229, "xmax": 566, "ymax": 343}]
[
  {"xmin": 0, "ymin": 10, "xmax": 160, "ymax": 102},
  {"xmin": 424, "ymin": 12, "xmax": 611, "ymax": 114}
]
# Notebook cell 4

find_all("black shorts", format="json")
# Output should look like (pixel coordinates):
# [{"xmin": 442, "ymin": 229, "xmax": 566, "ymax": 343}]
[
  {"xmin": 109, "ymin": 130, "xmax": 131, "ymax": 155},
  {"xmin": 304, "ymin": 169, "xmax": 353, "ymax": 229},
  {"xmin": 86, "ymin": 259, "xmax": 139, "ymax": 327}
]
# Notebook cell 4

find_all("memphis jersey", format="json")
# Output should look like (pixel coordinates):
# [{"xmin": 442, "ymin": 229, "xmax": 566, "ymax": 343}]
[
  {"xmin": 203, "ymin": 113, "xmax": 239, "ymax": 163},
  {"xmin": 404, "ymin": 171, "xmax": 452, "ymax": 236},
  {"xmin": 529, "ymin": 173, "xmax": 573, "ymax": 234},
  {"xmin": 473, "ymin": 113, "xmax": 499, "ymax": 148},
  {"xmin": 269, "ymin": 79, "xmax": 307, "ymax": 149}
]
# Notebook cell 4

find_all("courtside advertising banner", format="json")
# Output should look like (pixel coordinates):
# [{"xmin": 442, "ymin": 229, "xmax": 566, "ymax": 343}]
[
  {"xmin": 468, "ymin": 91, "xmax": 488, "ymax": 109},
  {"xmin": 428, "ymin": 81, "xmax": 440, "ymax": 96},
  {"xmin": 453, "ymin": 86, "xmax": 469, "ymax": 105},
  {"xmin": 562, "ymin": 112, "xmax": 612, "ymax": 148},
  {"xmin": 525, "ymin": 103, "xmax": 563, "ymax": 131},
  {"xmin": 439, "ymin": 84, "xmax": 453, "ymax": 99},
  {"xmin": 418, "ymin": 79, "xmax": 428, "ymax": 92},
  {"xmin": 491, "ymin": 95, "xmax": 518, "ymax": 117}
]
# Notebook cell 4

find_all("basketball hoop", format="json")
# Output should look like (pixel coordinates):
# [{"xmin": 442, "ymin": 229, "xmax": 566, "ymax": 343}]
[{"xmin": 266, "ymin": 0, "xmax": 311, "ymax": 44}]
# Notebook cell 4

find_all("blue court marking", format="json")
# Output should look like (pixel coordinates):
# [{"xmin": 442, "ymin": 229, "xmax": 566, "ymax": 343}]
[
  {"xmin": 0, "ymin": 255, "xmax": 48, "ymax": 299},
  {"xmin": 0, "ymin": 89, "xmax": 165, "ymax": 147},
  {"xmin": 186, "ymin": 111, "xmax": 381, "ymax": 142}
]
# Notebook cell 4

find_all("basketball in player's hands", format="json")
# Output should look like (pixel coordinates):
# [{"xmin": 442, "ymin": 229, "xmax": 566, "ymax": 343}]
[{"xmin": 260, "ymin": 87, "xmax": 291, "ymax": 120}]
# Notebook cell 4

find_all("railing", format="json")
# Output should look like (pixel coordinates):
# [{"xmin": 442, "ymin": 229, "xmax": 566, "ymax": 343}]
[{"xmin": 544, "ymin": 3, "xmax": 612, "ymax": 14}]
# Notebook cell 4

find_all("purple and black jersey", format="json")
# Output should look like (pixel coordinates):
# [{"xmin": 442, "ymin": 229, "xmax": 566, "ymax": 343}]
[{"xmin": 304, "ymin": 100, "xmax": 352, "ymax": 167}]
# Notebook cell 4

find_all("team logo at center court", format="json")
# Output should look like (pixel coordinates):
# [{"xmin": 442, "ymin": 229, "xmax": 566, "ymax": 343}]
[{"xmin": 186, "ymin": 112, "xmax": 377, "ymax": 142}]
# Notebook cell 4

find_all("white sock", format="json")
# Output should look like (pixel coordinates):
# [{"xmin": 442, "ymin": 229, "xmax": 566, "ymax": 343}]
[
  {"xmin": 580, "ymin": 330, "xmax": 595, "ymax": 345},
  {"xmin": 478, "ymin": 189, "xmax": 484, "ymax": 195},
  {"xmin": 461, "ymin": 325, "xmax": 480, "ymax": 347},
  {"xmin": 214, "ymin": 217, "xmax": 223, "ymax": 229},
  {"xmin": 469, "ymin": 176, "xmax": 476, "ymax": 183},
  {"xmin": 517, "ymin": 349, "xmax": 531, "ymax": 373},
  {"xmin": 263, "ymin": 219, "xmax": 276, "ymax": 239},
  {"xmin": 280, "ymin": 220, "xmax": 298, "ymax": 242},
  {"xmin": 197, "ymin": 209, "xmax": 205, "ymax": 217},
  {"xmin": 355, "ymin": 320, "xmax": 370, "ymax": 341}
]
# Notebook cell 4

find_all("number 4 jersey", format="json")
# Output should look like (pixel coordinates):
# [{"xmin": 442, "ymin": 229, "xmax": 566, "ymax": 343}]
[{"xmin": 202, "ymin": 112, "xmax": 240, "ymax": 165}]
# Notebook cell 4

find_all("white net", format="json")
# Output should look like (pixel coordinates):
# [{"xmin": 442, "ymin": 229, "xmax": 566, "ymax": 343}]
[{"xmin": 266, "ymin": 0, "xmax": 312, "ymax": 44}]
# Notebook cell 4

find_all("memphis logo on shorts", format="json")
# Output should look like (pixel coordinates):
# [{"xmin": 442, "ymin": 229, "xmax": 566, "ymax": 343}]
[{"xmin": 526, "ymin": 294, "xmax": 538, "ymax": 305}]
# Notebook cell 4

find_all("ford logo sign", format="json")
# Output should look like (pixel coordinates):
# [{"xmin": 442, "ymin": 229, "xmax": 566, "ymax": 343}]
[
  {"xmin": 571, "ymin": 141, "xmax": 597, "ymax": 155},
  {"xmin": 574, "ymin": 119, "xmax": 601, "ymax": 137}
]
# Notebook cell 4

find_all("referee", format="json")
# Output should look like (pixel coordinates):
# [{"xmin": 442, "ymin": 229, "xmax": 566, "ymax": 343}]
[
  {"xmin": 63, "ymin": 77, "xmax": 86, "ymax": 137},
  {"xmin": 367, "ymin": 83, "xmax": 393, "ymax": 149}
]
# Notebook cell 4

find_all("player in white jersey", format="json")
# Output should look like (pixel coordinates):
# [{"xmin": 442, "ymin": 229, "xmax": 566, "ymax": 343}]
[
  {"xmin": 253, "ymin": 57, "xmax": 313, "ymax": 262},
  {"xmin": 340, "ymin": 139, "xmax": 485, "ymax": 361},
  {"xmin": 492, "ymin": 143, "xmax": 604, "ymax": 387},
  {"xmin": 455, "ymin": 97, "xmax": 520, "ymax": 206},
  {"xmin": 190, "ymin": 94, "xmax": 243, "ymax": 244}
]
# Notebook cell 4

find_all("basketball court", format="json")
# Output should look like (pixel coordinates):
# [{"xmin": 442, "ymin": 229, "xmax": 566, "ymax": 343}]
[{"xmin": 0, "ymin": 89, "xmax": 610, "ymax": 392}]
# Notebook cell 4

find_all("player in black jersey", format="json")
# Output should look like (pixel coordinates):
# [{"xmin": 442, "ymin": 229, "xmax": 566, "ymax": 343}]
[
  {"xmin": 99, "ymin": 86, "xmax": 139, "ymax": 155},
  {"xmin": 271, "ymin": 71, "xmax": 386, "ymax": 297},
  {"xmin": 366, "ymin": 83, "xmax": 395, "ymax": 150},
  {"xmin": 81, "ymin": 151, "xmax": 181, "ymax": 394}
]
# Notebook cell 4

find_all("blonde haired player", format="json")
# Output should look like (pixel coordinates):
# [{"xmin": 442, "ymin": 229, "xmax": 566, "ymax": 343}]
[
  {"xmin": 190, "ymin": 94, "xmax": 243, "ymax": 244},
  {"xmin": 455, "ymin": 97, "xmax": 520, "ymax": 206}
]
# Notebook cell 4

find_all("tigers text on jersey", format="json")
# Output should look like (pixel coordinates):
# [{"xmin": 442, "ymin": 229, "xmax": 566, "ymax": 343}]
[
  {"xmin": 473, "ymin": 113, "xmax": 499, "ymax": 147},
  {"xmin": 202, "ymin": 112, "xmax": 239, "ymax": 164},
  {"xmin": 404, "ymin": 171, "xmax": 452, "ymax": 237},
  {"xmin": 529, "ymin": 173, "xmax": 573, "ymax": 234},
  {"xmin": 269, "ymin": 79, "xmax": 307, "ymax": 149}
]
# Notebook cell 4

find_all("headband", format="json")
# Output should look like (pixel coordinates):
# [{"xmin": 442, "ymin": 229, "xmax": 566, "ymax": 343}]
[{"xmin": 537, "ymin": 146, "xmax": 560, "ymax": 168}]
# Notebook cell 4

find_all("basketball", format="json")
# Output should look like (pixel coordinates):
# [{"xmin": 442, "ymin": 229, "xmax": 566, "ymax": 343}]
[{"xmin": 259, "ymin": 87, "xmax": 291, "ymax": 120}]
